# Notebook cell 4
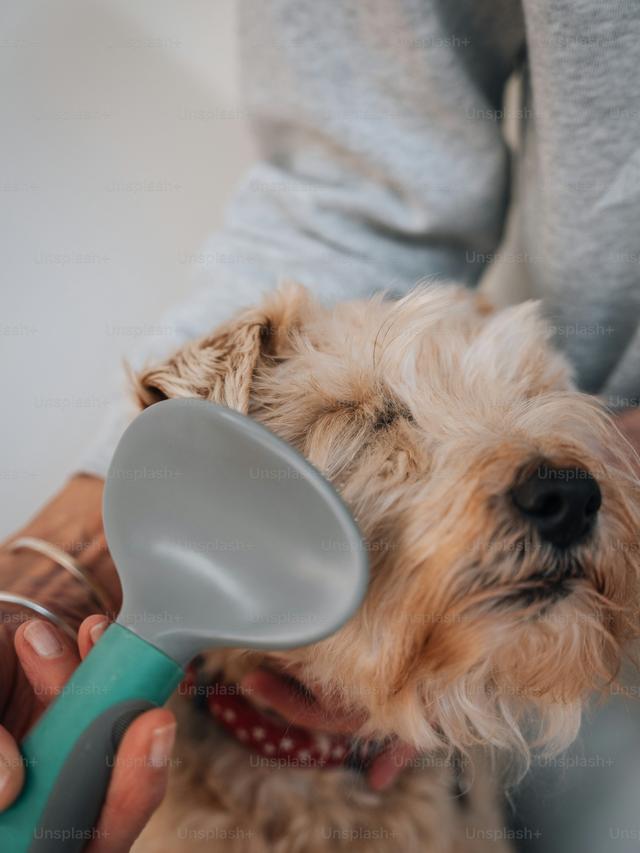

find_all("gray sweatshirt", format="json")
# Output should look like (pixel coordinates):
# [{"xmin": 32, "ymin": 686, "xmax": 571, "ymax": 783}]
[{"xmin": 83, "ymin": 0, "xmax": 640, "ymax": 475}]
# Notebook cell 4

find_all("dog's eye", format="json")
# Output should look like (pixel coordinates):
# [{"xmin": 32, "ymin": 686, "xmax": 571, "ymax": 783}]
[{"xmin": 373, "ymin": 402, "xmax": 413, "ymax": 431}]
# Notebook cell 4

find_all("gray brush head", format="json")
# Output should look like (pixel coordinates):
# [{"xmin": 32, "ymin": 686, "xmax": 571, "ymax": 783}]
[{"xmin": 103, "ymin": 399, "xmax": 368, "ymax": 665}]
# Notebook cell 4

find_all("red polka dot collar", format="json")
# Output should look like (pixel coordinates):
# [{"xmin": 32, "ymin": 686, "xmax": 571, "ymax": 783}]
[{"xmin": 184, "ymin": 669, "xmax": 376, "ymax": 771}]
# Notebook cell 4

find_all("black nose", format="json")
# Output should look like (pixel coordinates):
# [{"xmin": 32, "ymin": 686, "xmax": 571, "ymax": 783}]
[{"xmin": 512, "ymin": 465, "xmax": 601, "ymax": 548}]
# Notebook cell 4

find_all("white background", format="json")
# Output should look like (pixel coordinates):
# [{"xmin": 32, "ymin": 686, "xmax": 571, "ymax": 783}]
[{"xmin": 0, "ymin": 1, "xmax": 255, "ymax": 537}]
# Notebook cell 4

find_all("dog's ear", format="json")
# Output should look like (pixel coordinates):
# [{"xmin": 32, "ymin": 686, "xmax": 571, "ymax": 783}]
[
  {"xmin": 134, "ymin": 282, "xmax": 311, "ymax": 414},
  {"xmin": 465, "ymin": 300, "xmax": 573, "ymax": 395}
]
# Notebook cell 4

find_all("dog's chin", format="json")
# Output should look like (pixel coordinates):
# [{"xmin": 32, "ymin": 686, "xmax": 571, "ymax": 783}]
[
  {"xmin": 208, "ymin": 624, "xmax": 616, "ymax": 778},
  {"xmin": 208, "ymin": 533, "xmax": 633, "ymax": 766}
]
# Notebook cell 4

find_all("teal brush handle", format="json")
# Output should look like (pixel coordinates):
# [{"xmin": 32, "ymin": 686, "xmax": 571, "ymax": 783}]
[{"xmin": 0, "ymin": 623, "xmax": 183, "ymax": 853}]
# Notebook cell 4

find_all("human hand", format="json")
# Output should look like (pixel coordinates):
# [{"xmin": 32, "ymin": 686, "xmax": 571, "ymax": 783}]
[{"xmin": 0, "ymin": 615, "xmax": 176, "ymax": 853}]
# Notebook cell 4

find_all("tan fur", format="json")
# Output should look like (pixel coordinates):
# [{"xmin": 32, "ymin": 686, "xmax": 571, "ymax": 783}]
[{"xmin": 132, "ymin": 284, "xmax": 640, "ymax": 852}]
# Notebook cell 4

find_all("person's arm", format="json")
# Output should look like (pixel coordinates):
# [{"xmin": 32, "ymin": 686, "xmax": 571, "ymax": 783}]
[
  {"xmin": 0, "ymin": 476, "xmax": 118, "ymax": 649},
  {"xmin": 0, "ymin": 476, "xmax": 114, "ymax": 743},
  {"xmin": 80, "ymin": 0, "xmax": 525, "ymax": 479}
]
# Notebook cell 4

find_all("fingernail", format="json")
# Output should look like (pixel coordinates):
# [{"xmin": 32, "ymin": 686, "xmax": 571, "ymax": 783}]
[
  {"xmin": 24, "ymin": 620, "xmax": 64, "ymax": 659},
  {"xmin": 90, "ymin": 619, "xmax": 108, "ymax": 645},
  {"xmin": 149, "ymin": 723, "xmax": 176, "ymax": 769},
  {"xmin": 0, "ymin": 760, "xmax": 11, "ymax": 795}
]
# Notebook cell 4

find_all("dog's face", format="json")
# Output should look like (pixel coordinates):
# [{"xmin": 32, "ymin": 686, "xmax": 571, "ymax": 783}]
[{"xmin": 136, "ymin": 284, "xmax": 640, "ymax": 758}]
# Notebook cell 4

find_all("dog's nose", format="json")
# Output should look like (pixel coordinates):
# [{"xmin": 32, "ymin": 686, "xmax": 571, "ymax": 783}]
[{"xmin": 512, "ymin": 465, "xmax": 601, "ymax": 548}]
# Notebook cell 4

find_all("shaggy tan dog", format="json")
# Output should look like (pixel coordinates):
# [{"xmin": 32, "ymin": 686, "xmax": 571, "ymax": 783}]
[{"xmin": 131, "ymin": 284, "xmax": 639, "ymax": 852}]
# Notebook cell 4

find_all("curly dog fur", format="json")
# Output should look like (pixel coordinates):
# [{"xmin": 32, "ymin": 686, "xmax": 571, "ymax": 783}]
[{"xmin": 131, "ymin": 284, "xmax": 640, "ymax": 852}]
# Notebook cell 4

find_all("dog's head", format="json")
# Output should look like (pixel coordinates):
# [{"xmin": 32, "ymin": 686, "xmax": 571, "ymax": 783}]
[{"xmin": 136, "ymin": 284, "xmax": 640, "ymax": 761}]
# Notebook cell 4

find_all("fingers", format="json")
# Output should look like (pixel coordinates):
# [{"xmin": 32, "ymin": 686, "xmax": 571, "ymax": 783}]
[
  {"xmin": 14, "ymin": 614, "xmax": 110, "ymax": 708},
  {"xmin": 241, "ymin": 669, "xmax": 365, "ymax": 734},
  {"xmin": 87, "ymin": 709, "xmax": 176, "ymax": 853},
  {"xmin": 0, "ymin": 725, "xmax": 25, "ymax": 811},
  {"xmin": 0, "ymin": 624, "xmax": 17, "ymax": 718},
  {"xmin": 0, "ymin": 618, "xmax": 101, "ymax": 812},
  {"xmin": 10, "ymin": 616, "xmax": 172, "ymax": 852},
  {"xmin": 0, "ymin": 623, "xmax": 32, "ymax": 739},
  {"xmin": 77, "ymin": 615, "xmax": 109, "ymax": 660},
  {"xmin": 14, "ymin": 620, "xmax": 80, "ymax": 711},
  {"xmin": 367, "ymin": 741, "xmax": 417, "ymax": 791}
]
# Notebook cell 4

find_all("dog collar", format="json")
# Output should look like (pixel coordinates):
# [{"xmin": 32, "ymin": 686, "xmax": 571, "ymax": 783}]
[{"xmin": 187, "ymin": 669, "xmax": 375, "ymax": 771}]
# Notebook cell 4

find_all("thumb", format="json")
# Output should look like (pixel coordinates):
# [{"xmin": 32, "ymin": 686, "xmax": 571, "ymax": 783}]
[{"xmin": 0, "ymin": 725, "xmax": 26, "ymax": 811}]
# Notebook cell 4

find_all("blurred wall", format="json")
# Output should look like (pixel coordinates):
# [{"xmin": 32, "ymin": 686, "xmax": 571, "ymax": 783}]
[{"xmin": 0, "ymin": 1, "xmax": 255, "ymax": 537}]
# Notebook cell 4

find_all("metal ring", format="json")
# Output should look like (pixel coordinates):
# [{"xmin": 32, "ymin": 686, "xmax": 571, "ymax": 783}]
[
  {"xmin": 10, "ymin": 536, "xmax": 110, "ymax": 613},
  {"xmin": 0, "ymin": 592, "xmax": 77, "ymax": 640}
]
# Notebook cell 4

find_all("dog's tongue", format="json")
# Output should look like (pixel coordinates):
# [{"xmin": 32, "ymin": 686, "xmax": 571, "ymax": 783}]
[
  {"xmin": 246, "ymin": 669, "xmax": 317, "ymax": 717},
  {"xmin": 241, "ymin": 668, "xmax": 366, "ymax": 732}
]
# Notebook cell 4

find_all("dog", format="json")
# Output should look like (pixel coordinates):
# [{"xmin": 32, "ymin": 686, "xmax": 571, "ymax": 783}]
[{"xmin": 129, "ymin": 283, "xmax": 640, "ymax": 852}]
